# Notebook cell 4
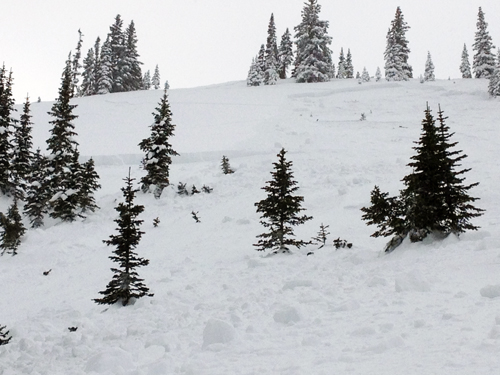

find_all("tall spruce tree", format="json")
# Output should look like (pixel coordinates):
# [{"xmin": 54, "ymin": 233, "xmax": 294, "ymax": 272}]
[
  {"xmin": 46, "ymin": 56, "xmax": 82, "ymax": 222},
  {"xmin": 80, "ymin": 48, "xmax": 96, "ymax": 96},
  {"xmin": 123, "ymin": 21, "xmax": 143, "ymax": 91},
  {"xmin": 97, "ymin": 36, "xmax": 113, "ymax": 94},
  {"xmin": 92, "ymin": 37, "xmax": 102, "ymax": 94},
  {"xmin": 472, "ymin": 7, "xmax": 496, "ymax": 79},
  {"xmin": 361, "ymin": 67, "xmax": 370, "ymax": 82},
  {"xmin": 0, "ymin": 65, "xmax": 16, "ymax": 195},
  {"xmin": 264, "ymin": 13, "xmax": 279, "ymax": 85},
  {"xmin": 337, "ymin": 48, "xmax": 346, "ymax": 78},
  {"xmin": 293, "ymin": 0, "xmax": 333, "ymax": 83},
  {"xmin": 254, "ymin": 148, "xmax": 312, "ymax": 253},
  {"xmin": 10, "ymin": 96, "xmax": 34, "ymax": 201},
  {"xmin": 109, "ymin": 14, "xmax": 126, "ymax": 93},
  {"xmin": 362, "ymin": 105, "xmax": 483, "ymax": 251},
  {"xmin": 139, "ymin": 90, "xmax": 179, "ymax": 198},
  {"xmin": 71, "ymin": 29, "xmax": 84, "ymax": 96},
  {"xmin": 345, "ymin": 48, "xmax": 354, "ymax": 78},
  {"xmin": 460, "ymin": 43, "xmax": 472, "ymax": 78},
  {"xmin": 488, "ymin": 49, "xmax": 500, "ymax": 97},
  {"xmin": 94, "ymin": 169, "xmax": 152, "ymax": 306},
  {"xmin": 424, "ymin": 51, "xmax": 435, "ymax": 81},
  {"xmin": 384, "ymin": 7, "xmax": 412, "ymax": 81},
  {"xmin": 278, "ymin": 28, "xmax": 294, "ymax": 79},
  {"xmin": 142, "ymin": 70, "xmax": 151, "ymax": 90}
]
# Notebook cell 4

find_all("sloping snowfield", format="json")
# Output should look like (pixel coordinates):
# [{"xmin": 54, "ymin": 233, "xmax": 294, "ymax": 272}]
[{"xmin": 1, "ymin": 78, "xmax": 499, "ymax": 374}]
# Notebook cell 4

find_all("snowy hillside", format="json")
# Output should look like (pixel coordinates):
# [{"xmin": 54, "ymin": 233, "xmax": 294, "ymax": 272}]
[{"xmin": 1, "ymin": 78, "xmax": 500, "ymax": 374}]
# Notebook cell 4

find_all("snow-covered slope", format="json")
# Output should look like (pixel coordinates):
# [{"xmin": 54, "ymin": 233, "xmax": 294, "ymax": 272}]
[{"xmin": 1, "ymin": 78, "xmax": 499, "ymax": 374}]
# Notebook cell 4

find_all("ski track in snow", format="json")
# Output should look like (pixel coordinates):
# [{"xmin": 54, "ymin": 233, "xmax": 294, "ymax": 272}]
[{"xmin": 1, "ymin": 78, "xmax": 500, "ymax": 374}]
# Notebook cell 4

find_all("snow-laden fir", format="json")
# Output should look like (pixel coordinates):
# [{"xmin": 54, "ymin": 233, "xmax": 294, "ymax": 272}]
[{"xmin": 1, "ymin": 77, "xmax": 499, "ymax": 374}]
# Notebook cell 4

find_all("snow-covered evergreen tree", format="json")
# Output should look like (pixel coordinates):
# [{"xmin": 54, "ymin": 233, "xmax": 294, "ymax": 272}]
[
  {"xmin": 293, "ymin": 0, "xmax": 333, "ymax": 83},
  {"xmin": 247, "ymin": 57, "xmax": 263, "ymax": 86},
  {"xmin": 23, "ymin": 149, "xmax": 49, "ymax": 228},
  {"xmin": 488, "ymin": 49, "xmax": 500, "ymax": 97},
  {"xmin": 460, "ymin": 43, "xmax": 472, "ymax": 78},
  {"xmin": 142, "ymin": 70, "xmax": 151, "ymax": 90},
  {"xmin": 109, "ymin": 14, "xmax": 126, "ymax": 93},
  {"xmin": 123, "ymin": 21, "xmax": 143, "ymax": 91},
  {"xmin": 0, "ymin": 200, "xmax": 25, "ymax": 256},
  {"xmin": 384, "ymin": 7, "xmax": 412, "ymax": 81},
  {"xmin": 424, "ymin": 51, "xmax": 435, "ymax": 81},
  {"xmin": 80, "ymin": 48, "xmax": 96, "ymax": 96},
  {"xmin": 97, "ymin": 36, "xmax": 113, "ymax": 94},
  {"xmin": 92, "ymin": 37, "xmax": 102, "ymax": 94},
  {"xmin": 139, "ymin": 90, "xmax": 179, "ymax": 198},
  {"xmin": 278, "ymin": 28, "xmax": 294, "ymax": 79},
  {"xmin": 472, "ymin": 7, "xmax": 496, "ymax": 79},
  {"xmin": 0, "ymin": 65, "xmax": 16, "ymax": 196},
  {"xmin": 336, "ymin": 48, "xmax": 346, "ymax": 79},
  {"xmin": 152, "ymin": 65, "xmax": 160, "ymax": 89},
  {"xmin": 221, "ymin": 155, "xmax": 234, "ymax": 174},
  {"xmin": 164, "ymin": 80, "xmax": 170, "ymax": 90},
  {"xmin": 264, "ymin": 13, "xmax": 279, "ymax": 85},
  {"xmin": 361, "ymin": 67, "xmax": 370, "ymax": 82},
  {"xmin": 94, "ymin": 170, "xmax": 152, "ymax": 306},
  {"xmin": 10, "ymin": 96, "xmax": 34, "ymax": 201},
  {"xmin": 375, "ymin": 66, "xmax": 382, "ymax": 81},
  {"xmin": 345, "ymin": 49, "xmax": 354, "ymax": 78},
  {"xmin": 254, "ymin": 148, "xmax": 312, "ymax": 253},
  {"xmin": 46, "ymin": 57, "xmax": 82, "ymax": 222},
  {"xmin": 71, "ymin": 29, "xmax": 83, "ymax": 97},
  {"xmin": 78, "ymin": 158, "xmax": 100, "ymax": 214}
]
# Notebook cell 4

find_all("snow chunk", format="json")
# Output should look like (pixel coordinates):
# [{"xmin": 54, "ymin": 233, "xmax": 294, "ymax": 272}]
[
  {"xmin": 273, "ymin": 306, "xmax": 301, "ymax": 324},
  {"xmin": 202, "ymin": 319, "xmax": 235, "ymax": 349},
  {"xmin": 480, "ymin": 285, "xmax": 500, "ymax": 299},
  {"xmin": 395, "ymin": 271, "xmax": 431, "ymax": 292},
  {"xmin": 85, "ymin": 347, "xmax": 134, "ymax": 374}
]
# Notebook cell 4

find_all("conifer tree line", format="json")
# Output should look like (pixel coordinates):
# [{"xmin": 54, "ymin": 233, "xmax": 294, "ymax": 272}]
[
  {"xmin": 247, "ymin": 4, "xmax": 497, "ymax": 89},
  {"xmin": 76, "ymin": 15, "xmax": 164, "ymax": 97},
  {"xmin": 0, "ymin": 60, "xmax": 100, "ymax": 256}
]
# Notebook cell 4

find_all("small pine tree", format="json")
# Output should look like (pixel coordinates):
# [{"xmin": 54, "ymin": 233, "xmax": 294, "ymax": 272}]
[
  {"xmin": 177, "ymin": 182, "xmax": 189, "ymax": 196},
  {"xmin": 312, "ymin": 223, "xmax": 330, "ymax": 248},
  {"xmin": 142, "ymin": 70, "xmax": 151, "ymax": 90},
  {"xmin": 0, "ymin": 200, "xmax": 26, "ymax": 256},
  {"xmin": 264, "ymin": 13, "xmax": 279, "ymax": 86},
  {"xmin": 0, "ymin": 324, "xmax": 12, "ymax": 345},
  {"xmin": 247, "ymin": 57, "xmax": 263, "ymax": 87},
  {"xmin": 152, "ymin": 65, "xmax": 161, "ymax": 89},
  {"xmin": 78, "ymin": 158, "xmax": 101, "ymax": 213},
  {"xmin": 424, "ymin": 51, "xmax": 435, "ymax": 81},
  {"xmin": 164, "ymin": 80, "xmax": 170, "ymax": 90},
  {"xmin": 94, "ymin": 169, "xmax": 152, "ymax": 306},
  {"xmin": 460, "ymin": 43, "xmax": 472, "ymax": 78},
  {"xmin": 139, "ymin": 90, "xmax": 179, "ymax": 198},
  {"xmin": 23, "ymin": 149, "xmax": 50, "ymax": 228},
  {"xmin": 254, "ymin": 148, "xmax": 312, "ymax": 253},
  {"xmin": 472, "ymin": 7, "xmax": 496, "ymax": 79},
  {"xmin": 221, "ymin": 155, "xmax": 235, "ymax": 174},
  {"xmin": 191, "ymin": 185, "xmax": 200, "ymax": 194},
  {"xmin": 375, "ymin": 66, "xmax": 382, "ymax": 82},
  {"xmin": 361, "ymin": 67, "xmax": 370, "ymax": 82},
  {"xmin": 278, "ymin": 28, "xmax": 294, "ymax": 79}
]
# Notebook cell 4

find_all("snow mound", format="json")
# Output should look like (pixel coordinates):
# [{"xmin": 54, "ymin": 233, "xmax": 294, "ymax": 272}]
[
  {"xmin": 395, "ymin": 270, "xmax": 431, "ymax": 292},
  {"xmin": 85, "ymin": 347, "xmax": 134, "ymax": 374},
  {"xmin": 480, "ymin": 284, "xmax": 500, "ymax": 299},
  {"xmin": 202, "ymin": 319, "xmax": 235, "ymax": 349},
  {"xmin": 273, "ymin": 306, "xmax": 301, "ymax": 324}
]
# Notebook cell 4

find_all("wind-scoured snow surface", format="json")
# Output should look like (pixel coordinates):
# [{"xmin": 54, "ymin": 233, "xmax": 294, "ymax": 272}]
[{"xmin": 1, "ymin": 79, "xmax": 500, "ymax": 374}]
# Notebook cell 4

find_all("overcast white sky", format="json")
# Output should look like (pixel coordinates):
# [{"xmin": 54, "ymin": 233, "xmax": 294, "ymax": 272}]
[{"xmin": 2, "ymin": 0, "xmax": 499, "ymax": 103}]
